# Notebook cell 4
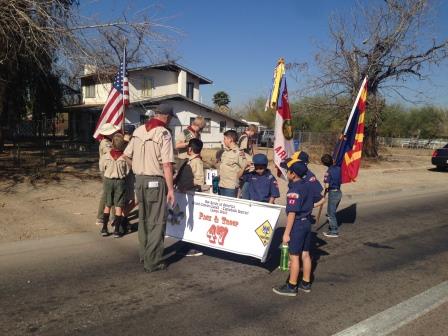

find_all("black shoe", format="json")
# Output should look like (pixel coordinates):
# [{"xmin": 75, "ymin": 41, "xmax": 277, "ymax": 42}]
[
  {"xmin": 113, "ymin": 217, "xmax": 123, "ymax": 238},
  {"xmin": 100, "ymin": 227, "xmax": 109, "ymax": 237},
  {"xmin": 272, "ymin": 283, "xmax": 298, "ymax": 297},
  {"xmin": 144, "ymin": 263, "xmax": 167, "ymax": 273},
  {"xmin": 298, "ymin": 281, "xmax": 312, "ymax": 293}
]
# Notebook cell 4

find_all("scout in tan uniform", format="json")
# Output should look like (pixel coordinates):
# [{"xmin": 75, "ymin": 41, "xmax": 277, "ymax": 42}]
[
  {"xmin": 175, "ymin": 116, "xmax": 205, "ymax": 160},
  {"xmin": 96, "ymin": 123, "xmax": 120, "ymax": 226},
  {"xmin": 101, "ymin": 133, "xmax": 130, "ymax": 238},
  {"xmin": 124, "ymin": 104, "xmax": 176, "ymax": 273},
  {"xmin": 174, "ymin": 138, "xmax": 206, "ymax": 257},
  {"xmin": 218, "ymin": 130, "xmax": 247, "ymax": 198},
  {"xmin": 175, "ymin": 138, "xmax": 205, "ymax": 193}
]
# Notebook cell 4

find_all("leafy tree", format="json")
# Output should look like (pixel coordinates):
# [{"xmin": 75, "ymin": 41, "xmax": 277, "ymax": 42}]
[
  {"xmin": 213, "ymin": 91, "xmax": 231, "ymax": 107},
  {"xmin": 243, "ymin": 97, "xmax": 275, "ymax": 128}
]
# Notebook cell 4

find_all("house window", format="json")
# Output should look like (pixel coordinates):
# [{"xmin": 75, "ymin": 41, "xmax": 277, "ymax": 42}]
[
  {"xmin": 202, "ymin": 118, "xmax": 211, "ymax": 134},
  {"xmin": 142, "ymin": 77, "xmax": 154, "ymax": 97},
  {"xmin": 85, "ymin": 84, "xmax": 95, "ymax": 98},
  {"xmin": 219, "ymin": 121, "xmax": 226, "ymax": 133},
  {"xmin": 186, "ymin": 82, "xmax": 194, "ymax": 99}
]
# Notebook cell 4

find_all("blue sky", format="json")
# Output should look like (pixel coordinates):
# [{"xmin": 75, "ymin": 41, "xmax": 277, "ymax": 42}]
[{"xmin": 80, "ymin": 0, "xmax": 448, "ymax": 109}]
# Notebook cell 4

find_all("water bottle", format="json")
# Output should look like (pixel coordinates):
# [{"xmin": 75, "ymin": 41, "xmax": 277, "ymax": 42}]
[
  {"xmin": 212, "ymin": 176, "xmax": 219, "ymax": 194},
  {"xmin": 279, "ymin": 244, "xmax": 289, "ymax": 271}
]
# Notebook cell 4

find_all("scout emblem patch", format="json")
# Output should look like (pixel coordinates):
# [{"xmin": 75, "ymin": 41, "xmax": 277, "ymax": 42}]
[{"xmin": 255, "ymin": 220, "xmax": 273, "ymax": 246}]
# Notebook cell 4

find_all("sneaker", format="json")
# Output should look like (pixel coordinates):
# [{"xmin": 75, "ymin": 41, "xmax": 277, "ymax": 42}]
[
  {"xmin": 185, "ymin": 249, "xmax": 203, "ymax": 257},
  {"xmin": 272, "ymin": 283, "xmax": 298, "ymax": 297},
  {"xmin": 100, "ymin": 227, "xmax": 109, "ymax": 237},
  {"xmin": 298, "ymin": 281, "xmax": 312, "ymax": 293},
  {"xmin": 323, "ymin": 231, "xmax": 339, "ymax": 238}
]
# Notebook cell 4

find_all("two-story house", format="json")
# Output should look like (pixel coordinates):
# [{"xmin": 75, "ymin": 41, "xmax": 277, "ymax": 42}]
[{"xmin": 65, "ymin": 62, "xmax": 246, "ymax": 147}]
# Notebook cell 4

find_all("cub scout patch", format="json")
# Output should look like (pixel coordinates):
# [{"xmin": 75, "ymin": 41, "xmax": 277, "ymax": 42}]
[
  {"xmin": 287, "ymin": 192, "xmax": 299, "ymax": 205},
  {"xmin": 255, "ymin": 220, "xmax": 273, "ymax": 246}
]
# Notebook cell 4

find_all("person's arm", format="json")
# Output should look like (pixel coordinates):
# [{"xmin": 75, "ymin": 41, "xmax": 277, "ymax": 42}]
[
  {"xmin": 163, "ymin": 163, "xmax": 175, "ymax": 206},
  {"xmin": 175, "ymin": 131, "xmax": 188, "ymax": 150},
  {"xmin": 314, "ymin": 196, "xmax": 325, "ymax": 208},
  {"xmin": 237, "ymin": 150, "xmax": 247, "ymax": 178},
  {"xmin": 283, "ymin": 212, "xmax": 296, "ymax": 244}
]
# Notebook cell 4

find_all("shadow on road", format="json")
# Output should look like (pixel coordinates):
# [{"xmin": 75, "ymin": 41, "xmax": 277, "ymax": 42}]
[{"xmin": 427, "ymin": 167, "xmax": 448, "ymax": 173}]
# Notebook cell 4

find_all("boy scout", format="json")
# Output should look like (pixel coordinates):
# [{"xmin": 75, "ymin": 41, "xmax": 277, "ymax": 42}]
[
  {"xmin": 273, "ymin": 161, "xmax": 315, "ymax": 296},
  {"xmin": 124, "ymin": 104, "xmax": 176, "ymax": 273},
  {"xmin": 96, "ymin": 123, "xmax": 120, "ymax": 226},
  {"xmin": 175, "ymin": 116, "xmax": 206, "ymax": 160},
  {"xmin": 101, "ymin": 133, "xmax": 130, "ymax": 238},
  {"xmin": 218, "ymin": 130, "xmax": 247, "ymax": 198},
  {"xmin": 238, "ymin": 124, "xmax": 257, "ymax": 157},
  {"xmin": 321, "ymin": 154, "xmax": 342, "ymax": 238},
  {"xmin": 175, "ymin": 138, "xmax": 205, "ymax": 193},
  {"xmin": 241, "ymin": 153, "xmax": 280, "ymax": 203}
]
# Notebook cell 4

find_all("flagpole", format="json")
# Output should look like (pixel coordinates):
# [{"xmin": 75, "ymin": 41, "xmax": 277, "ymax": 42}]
[
  {"xmin": 343, "ymin": 76, "xmax": 367, "ymax": 135},
  {"xmin": 122, "ymin": 46, "xmax": 126, "ymax": 133}
]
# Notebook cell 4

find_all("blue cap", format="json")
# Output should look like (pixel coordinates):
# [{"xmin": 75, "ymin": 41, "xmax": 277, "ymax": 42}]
[
  {"xmin": 288, "ymin": 161, "xmax": 308, "ymax": 177},
  {"xmin": 252, "ymin": 153, "xmax": 268, "ymax": 166}
]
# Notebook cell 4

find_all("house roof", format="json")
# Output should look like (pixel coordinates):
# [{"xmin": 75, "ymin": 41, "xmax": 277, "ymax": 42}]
[
  {"xmin": 65, "ymin": 95, "xmax": 247, "ymax": 126},
  {"xmin": 135, "ymin": 94, "xmax": 247, "ymax": 126},
  {"xmin": 80, "ymin": 62, "xmax": 213, "ymax": 85}
]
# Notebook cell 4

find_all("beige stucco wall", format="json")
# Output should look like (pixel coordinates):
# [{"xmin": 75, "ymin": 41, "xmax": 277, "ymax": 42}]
[{"xmin": 82, "ymin": 68, "xmax": 197, "ymax": 105}]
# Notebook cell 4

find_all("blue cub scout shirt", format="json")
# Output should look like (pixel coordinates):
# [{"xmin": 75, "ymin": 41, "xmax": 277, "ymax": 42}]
[
  {"xmin": 243, "ymin": 169, "xmax": 280, "ymax": 202},
  {"xmin": 286, "ymin": 180, "xmax": 314, "ymax": 221},
  {"xmin": 324, "ymin": 165, "xmax": 342, "ymax": 190},
  {"xmin": 303, "ymin": 170, "xmax": 324, "ymax": 203}
]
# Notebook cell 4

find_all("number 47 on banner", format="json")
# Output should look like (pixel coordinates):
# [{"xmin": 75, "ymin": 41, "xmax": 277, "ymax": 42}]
[{"xmin": 207, "ymin": 225, "xmax": 229, "ymax": 245}]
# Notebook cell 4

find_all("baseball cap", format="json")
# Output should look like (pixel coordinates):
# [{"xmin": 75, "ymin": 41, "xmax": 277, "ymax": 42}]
[
  {"xmin": 99, "ymin": 123, "xmax": 120, "ymax": 136},
  {"xmin": 280, "ymin": 158, "xmax": 308, "ymax": 177},
  {"xmin": 154, "ymin": 104, "xmax": 177, "ymax": 118},
  {"xmin": 291, "ymin": 150, "xmax": 309, "ymax": 164},
  {"xmin": 252, "ymin": 153, "xmax": 268, "ymax": 166}
]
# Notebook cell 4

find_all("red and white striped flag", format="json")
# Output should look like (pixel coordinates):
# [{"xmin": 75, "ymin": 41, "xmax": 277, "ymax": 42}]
[{"xmin": 93, "ymin": 48, "xmax": 129, "ymax": 140}]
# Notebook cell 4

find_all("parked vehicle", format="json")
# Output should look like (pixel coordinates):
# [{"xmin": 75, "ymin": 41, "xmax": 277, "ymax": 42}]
[
  {"xmin": 431, "ymin": 143, "xmax": 448, "ymax": 170},
  {"xmin": 258, "ymin": 129, "xmax": 275, "ymax": 147}
]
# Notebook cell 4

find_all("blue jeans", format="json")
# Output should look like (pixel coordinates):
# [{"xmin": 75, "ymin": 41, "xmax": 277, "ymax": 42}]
[
  {"xmin": 327, "ymin": 190, "xmax": 342, "ymax": 233},
  {"xmin": 219, "ymin": 187, "xmax": 238, "ymax": 198}
]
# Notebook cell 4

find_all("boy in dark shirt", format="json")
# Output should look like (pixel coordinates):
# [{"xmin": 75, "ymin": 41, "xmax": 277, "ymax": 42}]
[
  {"xmin": 321, "ymin": 154, "xmax": 342, "ymax": 238},
  {"xmin": 272, "ymin": 161, "xmax": 316, "ymax": 297},
  {"xmin": 241, "ymin": 153, "xmax": 280, "ymax": 203}
]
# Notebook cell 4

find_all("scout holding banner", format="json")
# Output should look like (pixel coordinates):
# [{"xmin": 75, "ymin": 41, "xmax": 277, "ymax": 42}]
[
  {"xmin": 166, "ymin": 192, "xmax": 284, "ymax": 262},
  {"xmin": 267, "ymin": 58, "xmax": 295, "ymax": 178}
]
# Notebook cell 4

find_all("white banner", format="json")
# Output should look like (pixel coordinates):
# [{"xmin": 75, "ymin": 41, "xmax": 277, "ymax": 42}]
[{"xmin": 166, "ymin": 192, "xmax": 284, "ymax": 262}]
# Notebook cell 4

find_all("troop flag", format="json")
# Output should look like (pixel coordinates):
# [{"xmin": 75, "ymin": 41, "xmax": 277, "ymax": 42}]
[
  {"xmin": 333, "ymin": 76, "xmax": 368, "ymax": 183},
  {"xmin": 267, "ymin": 58, "xmax": 295, "ymax": 178},
  {"xmin": 93, "ymin": 48, "xmax": 129, "ymax": 140}
]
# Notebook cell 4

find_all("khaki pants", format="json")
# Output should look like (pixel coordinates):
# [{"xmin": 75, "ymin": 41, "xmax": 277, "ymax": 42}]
[{"xmin": 135, "ymin": 175, "xmax": 167, "ymax": 270}]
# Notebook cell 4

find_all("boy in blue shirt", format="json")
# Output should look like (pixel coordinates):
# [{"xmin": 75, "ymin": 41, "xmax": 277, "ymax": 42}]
[
  {"xmin": 272, "ymin": 160, "xmax": 316, "ymax": 297},
  {"xmin": 321, "ymin": 154, "xmax": 342, "ymax": 238},
  {"xmin": 241, "ymin": 153, "xmax": 280, "ymax": 203}
]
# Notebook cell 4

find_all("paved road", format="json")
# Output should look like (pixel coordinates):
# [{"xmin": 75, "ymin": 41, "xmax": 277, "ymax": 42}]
[{"xmin": 1, "ymin": 191, "xmax": 447, "ymax": 336}]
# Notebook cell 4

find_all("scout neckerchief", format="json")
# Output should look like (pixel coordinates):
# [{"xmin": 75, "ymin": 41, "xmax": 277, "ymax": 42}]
[
  {"xmin": 110, "ymin": 149, "xmax": 123, "ymax": 160},
  {"xmin": 145, "ymin": 118, "xmax": 167, "ymax": 132}
]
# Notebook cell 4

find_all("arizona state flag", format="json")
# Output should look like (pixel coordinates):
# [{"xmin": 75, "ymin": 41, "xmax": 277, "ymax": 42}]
[{"xmin": 334, "ymin": 77, "xmax": 368, "ymax": 183}]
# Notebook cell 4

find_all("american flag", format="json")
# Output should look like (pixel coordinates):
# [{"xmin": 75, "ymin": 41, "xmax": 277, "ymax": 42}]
[{"xmin": 93, "ymin": 49, "xmax": 129, "ymax": 140}]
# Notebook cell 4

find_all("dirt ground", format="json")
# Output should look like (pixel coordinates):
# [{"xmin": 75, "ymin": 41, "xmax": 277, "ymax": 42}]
[{"xmin": 0, "ymin": 146, "xmax": 446, "ymax": 243}]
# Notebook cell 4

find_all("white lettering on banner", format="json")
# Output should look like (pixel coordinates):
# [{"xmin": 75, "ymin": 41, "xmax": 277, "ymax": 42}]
[{"xmin": 166, "ymin": 192, "xmax": 284, "ymax": 262}]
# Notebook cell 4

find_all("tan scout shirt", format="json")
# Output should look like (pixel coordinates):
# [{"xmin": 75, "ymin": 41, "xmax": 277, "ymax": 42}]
[
  {"xmin": 103, "ymin": 152, "xmax": 129, "ymax": 179},
  {"xmin": 124, "ymin": 124, "xmax": 174, "ymax": 176},
  {"xmin": 176, "ymin": 155, "xmax": 204, "ymax": 191},
  {"xmin": 176, "ymin": 128, "xmax": 200, "ymax": 159},
  {"xmin": 218, "ymin": 144, "xmax": 247, "ymax": 189},
  {"xmin": 98, "ymin": 138, "xmax": 112, "ymax": 172}
]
